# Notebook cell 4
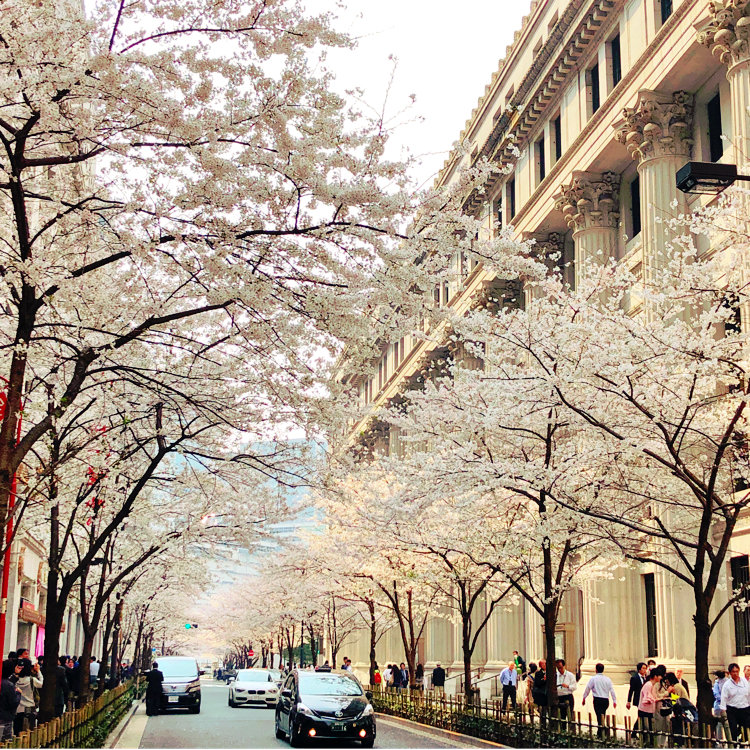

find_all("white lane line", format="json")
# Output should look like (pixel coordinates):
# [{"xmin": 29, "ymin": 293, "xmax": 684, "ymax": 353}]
[{"xmin": 376, "ymin": 715, "xmax": 506, "ymax": 748}]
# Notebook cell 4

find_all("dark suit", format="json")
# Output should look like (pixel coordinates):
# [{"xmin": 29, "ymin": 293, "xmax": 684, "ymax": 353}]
[
  {"xmin": 628, "ymin": 673, "xmax": 646, "ymax": 706},
  {"xmin": 145, "ymin": 669, "xmax": 164, "ymax": 716}
]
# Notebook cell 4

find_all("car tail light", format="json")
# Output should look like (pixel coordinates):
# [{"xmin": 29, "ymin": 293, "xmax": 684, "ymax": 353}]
[
  {"xmin": 359, "ymin": 729, "xmax": 367, "ymax": 738},
  {"xmin": 308, "ymin": 729, "xmax": 317, "ymax": 737}
]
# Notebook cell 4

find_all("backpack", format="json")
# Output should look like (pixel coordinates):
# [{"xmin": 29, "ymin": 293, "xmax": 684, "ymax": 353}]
[{"xmin": 373, "ymin": 671, "xmax": 382, "ymax": 685}]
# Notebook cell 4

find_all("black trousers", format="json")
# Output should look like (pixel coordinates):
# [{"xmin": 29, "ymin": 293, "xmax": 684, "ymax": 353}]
[
  {"xmin": 145, "ymin": 691, "xmax": 161, "ymax": 716},
  {"xmin": 502, "ymin": 684, "xmax": 517, "ymax": 710},
  {"xmin": 726, "ymin": 705, "xmax": 750, "ymax": 741},
  {"xmin": 557, "ymin": 694, "xmax": 574, "ymax": 718},
  {"xmin": 593, "ymin": 697, "xmax": 609, "ymax": 738}
]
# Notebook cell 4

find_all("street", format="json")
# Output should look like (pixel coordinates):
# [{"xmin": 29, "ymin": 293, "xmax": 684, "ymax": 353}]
[{"xmin": 117, "ymin": 680, "xmax": 501, "ymax": 749}]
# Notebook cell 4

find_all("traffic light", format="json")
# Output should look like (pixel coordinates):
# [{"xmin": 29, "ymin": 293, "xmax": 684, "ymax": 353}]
[{"xmin": 184, "ymin": 623, "xmax": 199, "ymax": 629}]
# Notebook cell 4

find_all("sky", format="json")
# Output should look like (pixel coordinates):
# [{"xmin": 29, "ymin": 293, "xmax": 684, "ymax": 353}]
[{"xmin": 304, "ymin": 1, "xmax": 529, "ymax": 188}]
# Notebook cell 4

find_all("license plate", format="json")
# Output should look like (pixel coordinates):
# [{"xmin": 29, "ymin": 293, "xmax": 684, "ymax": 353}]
[
  {"xmin": 168, "ymin": 696, "xmax": 179, "ymax": 703},
  {"xmin": 332, "ymin": 723, "xmax": 345, "ymax": 731}
]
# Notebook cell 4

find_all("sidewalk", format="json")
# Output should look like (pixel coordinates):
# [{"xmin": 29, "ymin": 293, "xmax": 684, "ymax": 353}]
[
  {"xmin": 106, "ymin": 698, "xmax": 148, "ymax": 749},
  {"xmin": 377, "ymin": 713, "xmax": 508, "ymax": 748}
]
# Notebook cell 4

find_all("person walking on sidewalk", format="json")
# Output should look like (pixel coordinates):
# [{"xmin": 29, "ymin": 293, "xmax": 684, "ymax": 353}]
[
  {"xmin": 720, "ymin": 662, "xmax": 750, "ymax": 742},
  {"xmin": 0, "ymin": 661, "xmax": 20, "ymax": 740},
  {"xmin": 499, "ymin": 661, "xmax": 518, "ymax": 711},
  {"xmin": 145, "ymin": 662, "xmax": 164, "ymax": 717},
  {"xmin": 582, "ymin": 663, "xmax": 616, "ymax": 738}
]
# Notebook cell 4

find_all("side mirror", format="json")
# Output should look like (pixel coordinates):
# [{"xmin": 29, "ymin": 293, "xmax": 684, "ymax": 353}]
[
  {"xmin": 281, "ymin": 689, "xmax": 292, "ymax": 699},
  {"xmin": 227, "ymin": 676, "xmax": 236, "ymax": 683},
  {"xmin": 365, "ymin": 691, "xmax": 373, "ymax": 701}
]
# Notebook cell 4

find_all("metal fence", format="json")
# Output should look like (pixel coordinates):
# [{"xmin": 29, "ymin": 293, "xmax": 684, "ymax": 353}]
[
  {"xmin": 0, "ymin": 679, "xmax": 135, "ymax": 749},
  {"xmin": 369, "ymin": 685, "xmax": 749, "ymax": 748}
]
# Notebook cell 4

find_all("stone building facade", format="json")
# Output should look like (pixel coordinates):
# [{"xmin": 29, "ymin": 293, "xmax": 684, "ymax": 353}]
[{"xmin": 338, "ymin": 0, "xmax": 750, "ymax": 717}]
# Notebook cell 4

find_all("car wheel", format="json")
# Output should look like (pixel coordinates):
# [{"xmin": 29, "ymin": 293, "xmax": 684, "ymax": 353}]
[
  {"xmin": 360, "ymin": 739, "xmax": 374, "ymax": 748},
  {"xmin": 275, "ymin": 714, "xmax": 286, "ymax": 739},
  {"xmin": 289, "ymin": 719, "xmax": 304, "ymax": 747},
  {"xmin": 228, "ymin": 694, "xmax": 235, "ymax": 707}
]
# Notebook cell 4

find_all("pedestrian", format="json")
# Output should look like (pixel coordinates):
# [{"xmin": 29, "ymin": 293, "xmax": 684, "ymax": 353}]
[
  {"xmin": 627, "ymin": 661, "xmax": 648, "ymax": 735},
  {"xmin": 217, "ymin": 666, "xmax": 223, "ymax": 681},
  {"xmin": 373, "ymin": 665, "xmax": 382, "ymax": 686},
  {"xmin": 582, "ymin": 663, "xmax": 617, "ymax": 739},
  {"xmin": 712, "ymin": 670, "xmax": 729, "ymax": 745},
  {"xmin": 399, "ymin": 663, "xmax": 408, "ymax": 689},
  {"xmin": 431, "ymin": 662, "xmax": 446, "ymax": 696},
  {"xmin": 13, "ymin": 659, "xmax": 41, "ymax": 736},
  {"xmin": 662, "ymin": 671, "xmax": 692, "ymax": 746},
  {"xmin": 343, "ymin": 657, "xmax": 353, "ymax": 673},
  {"xmin": 512, "ymin": 650, "xmax": 526, "ymax": 676},
  {"xmin": 0, "ymin": 661, "xmax": 20, "ymax": 741},
  {"xmin": 554, "ymin": 659, "xmax": 577, "ymax": 719},
  {"xmin": 532, "ymin": 659, "xmax": 548, "ymax": 718},
  {"xmin": 720, "ymin": 662, "xmax": 750, "ymax": 742},
  {"xmin": 391, "ymin": 663, "xmax": 403, "ymax": 690},
  {"xmin": 89, "ymin": 656, "xmax": 99, "ymax": 687},
  {"xmin": 638, "ymin": 668, "xmax": 662, "ymax": 745},
  {"xmin": 674, "ymin": 668, "xmax": 690, "ymax": 697},
  {"xmin": 383, "ymin": 664, "xmax": 392, "ymax": 688},
  {"xmin": 499, "ymin": 661, "xmax": 518, "ymax": 711},
  {"xmin": 744, "ymin": 664, "xmax": 750, "ymax": 683},
  {"xmin": 524, "ymin": 663, "xmax": 537, "ymax": 716},
  {"xmin": 54, "ymin": 657, "xmax": 69, "ymax": 718},
  {"xmin": 145, "ymin": 662, "xmax": 164, "ymax": 717},
  {"xmin": 414, "ymin": 664, "xmax": 424, "ymax": 691}
]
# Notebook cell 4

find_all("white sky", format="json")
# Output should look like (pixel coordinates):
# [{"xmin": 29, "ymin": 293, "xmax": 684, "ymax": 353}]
[{"xmin": 304, "ymin": 1, "xmax": 530, "ymax": 188}]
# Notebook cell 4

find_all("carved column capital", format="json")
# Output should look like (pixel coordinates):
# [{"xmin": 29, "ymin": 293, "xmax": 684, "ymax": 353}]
[
  {"xmin": 614, "ymin": 90, "xmax": 694, "ymax": 163},
  {"xmin": 698, "ymin": 0, "xmax": 750, "ymax": 67},
  {"xmin": 554, "ymin": 172, "xmax": 620, "ymax": 232}
]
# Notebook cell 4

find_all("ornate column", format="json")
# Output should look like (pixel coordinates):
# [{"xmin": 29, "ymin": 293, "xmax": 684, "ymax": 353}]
[
  {"xmin": 521, "ymin": 232, "xmax": 565, "ymax": 303},
  {"xmin": 699, "ymin": 0, "xmax": 750, "ymax": 169},
  {"xmin": 615, "ymin": 91, "xmax": 694, "ymax": 284},
  {"xmin": 554, "ymin": 173, "xmax": 620, "ymax": 290}
]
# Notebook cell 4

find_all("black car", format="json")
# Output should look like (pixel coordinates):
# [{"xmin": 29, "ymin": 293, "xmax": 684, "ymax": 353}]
[
  {"xmin": 275, "ymin": 669, "xmax": 375, "ymax": 748},
  {"xmin": 158, "ymin": 656, "xmax": 202, "ymax": 713}
]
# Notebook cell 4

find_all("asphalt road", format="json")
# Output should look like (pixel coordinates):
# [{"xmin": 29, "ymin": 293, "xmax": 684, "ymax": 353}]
[{"xmin": 135, "ymin": 680, "xmax": 500, "ymax": 749}]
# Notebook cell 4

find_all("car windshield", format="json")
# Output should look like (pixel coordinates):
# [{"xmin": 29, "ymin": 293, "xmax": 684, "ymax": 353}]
[
  {"xmin": 299, "ymin": 673, "xmax": 363, "ymax": 697},
  {"xmin": 159, "ymin": 659, "xmax": 198, "ymax": 678},
  {"xmin": 236, "ymin": 670, "xmax": 271, "ymax": 682}
]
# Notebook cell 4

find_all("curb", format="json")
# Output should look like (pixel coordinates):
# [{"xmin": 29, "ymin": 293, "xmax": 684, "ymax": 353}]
[
  {"xmin": 105, "ymin": 696, "xmax": 142, "ymax": 749},
  {"xmin": 376, "ymin": 713, "xmax": 508, "ymax": 748}
]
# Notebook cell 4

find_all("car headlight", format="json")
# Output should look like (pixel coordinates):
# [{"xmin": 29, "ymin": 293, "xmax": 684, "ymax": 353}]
[
  {"xmin": 297, "ymin": 702, "xmax": 315, "ymax": 716},
  {"xmin": 360, "ymin": 704, "xmax": 374, "ymax": 717}
]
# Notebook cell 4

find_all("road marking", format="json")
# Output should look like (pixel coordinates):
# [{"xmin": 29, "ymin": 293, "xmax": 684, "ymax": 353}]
[{"xmin": 376, "ymin": 715, "xmax": 506, "ymax": 748}]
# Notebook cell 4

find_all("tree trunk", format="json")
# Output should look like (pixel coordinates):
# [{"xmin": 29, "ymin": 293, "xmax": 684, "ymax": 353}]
[
  {"xmin": 77, "ymin": 633, "xmax": 95, "ymax": 706},
  {"xmin": 694, "ymin": 593, "xmax": 714, "ymax": 722},
  {"xmin": 462, "ymin": 622, "xmax": 474, "ymax": 706},
  {"xmin": 368, "ymin": 601, "xmax": 377, "ymax": 685},
  {"xmin": 38, "ymin": 598, "xmax": 64, "ymax": 723}
]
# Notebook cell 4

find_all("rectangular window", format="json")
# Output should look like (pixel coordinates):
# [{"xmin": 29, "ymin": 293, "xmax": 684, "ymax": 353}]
[
  {"xmin": 536, "ymin": 135, "xmax": 546, "ymax": 184},
  {"xmin": 590, "ymin": 63, "xmax": 601, "ymax": 114},
  {"xmin": 732, "ymin": 556, "xmax": 750, "ymax": 655},
  {"xmin": 661, "ymin": 0, "xmax": 673, "ymax": 24},
  {"xmin": 631, "ymin": 176, "xmax": 641, "ymax": 237},
  {"xmin": 554, "ymin": 115, "xmax": 562, "ymax": 162},
  {"xmin": 708, "ymin": 92, "xmax": 724, "ymax": 163},
  {"xmin": 495, "ymin": 196, "xmax": 503, "ymax": 230},
  {"xmin": 644, "ymin": 573, "xmax": 658, "ymax": 658},
  {"xmin": 508, "ymin": 178, "xmax": 516, "ymax": 221},
  {"xmin": 611, "ymin": 35, "xmax": 622, "ymax": 87}
]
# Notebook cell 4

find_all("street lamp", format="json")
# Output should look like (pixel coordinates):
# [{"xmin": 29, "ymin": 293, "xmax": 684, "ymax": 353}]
[{"xmin": 676, "ymin": 161, "xmax": 750, "ymax": 195}]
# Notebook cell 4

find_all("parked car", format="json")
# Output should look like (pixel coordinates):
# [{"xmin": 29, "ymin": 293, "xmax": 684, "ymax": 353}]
[
  {"xmin": 275, "ymin": 669, "xmax": 375, "ymax": 748},
  {"xmin": 228, "ymin": 669, "xmax": 280, "ymax": 708},
  {"xmin": 158, "ymin": 656, "xmax": 202, "ymax": 714}
]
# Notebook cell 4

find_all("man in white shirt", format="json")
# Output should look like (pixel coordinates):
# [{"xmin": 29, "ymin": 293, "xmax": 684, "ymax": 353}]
[
  {"xmin": 582, "ymin": 663, "xmax": 617, "ymax": 738},
  {"xmin": 555, "ymin": 659, "xmax": 577, "ymax": 719},
  {"xmin": 499, "ymin": 661, "xmax": 518, "ymax": 711},
  {"xmin": 89, "ymin": 656, "xmax": 100, "ymax": 686},
  {"xmin": 720, "ymin": 662, "xmax": 750, "ymax": 741}
]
